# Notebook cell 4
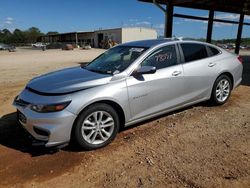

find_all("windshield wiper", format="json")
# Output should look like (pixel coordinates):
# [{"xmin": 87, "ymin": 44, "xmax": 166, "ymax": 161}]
[{"xmin": 85, "ymin": 67, "xmax": 112, "ymax": 75}]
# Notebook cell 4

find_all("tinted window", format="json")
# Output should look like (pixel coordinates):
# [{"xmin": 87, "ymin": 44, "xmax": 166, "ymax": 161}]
[
  {"xmin": 207, "ymin": 46, "xmax": 220, "ymax": 56},
  {"xmin": 141, "ymin": 45, "xmax": 177, "ymax": 70},
  {"xmin": 181, "ymin": 43, "xmax": 208, "ymax": 62}
]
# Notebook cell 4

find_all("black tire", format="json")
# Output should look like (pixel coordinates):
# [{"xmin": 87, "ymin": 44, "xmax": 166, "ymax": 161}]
[
  {"xmin": 209, "ymin": 74, "xmax": 232, "ymax": 105},
  {"xmin": 73, "ymin": 103, "xmax": 120, "ymax": 150}
]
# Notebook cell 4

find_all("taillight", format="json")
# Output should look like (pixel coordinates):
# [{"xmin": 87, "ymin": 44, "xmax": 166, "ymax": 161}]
[{"xmin": 237, "ymin": 56, "xmax": 243, "ymax": 64}]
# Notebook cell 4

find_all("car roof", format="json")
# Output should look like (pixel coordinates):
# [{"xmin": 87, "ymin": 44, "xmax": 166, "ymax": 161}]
[
  {"xmin": 119, "ymin": 38, "xmax": 224, "ymax": 53},
  {"xmin": 120, "ymin": 38, "xmax": 217, "ymax": 48},
  {"xmin": 120, "ymin": 38, "xmax": 179, "ymax": 48}
]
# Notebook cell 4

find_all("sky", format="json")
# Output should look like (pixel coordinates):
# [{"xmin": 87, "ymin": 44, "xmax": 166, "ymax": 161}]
[{"xmin": 0, "ymin": 0, "xmax": 250, "ymax": 40}]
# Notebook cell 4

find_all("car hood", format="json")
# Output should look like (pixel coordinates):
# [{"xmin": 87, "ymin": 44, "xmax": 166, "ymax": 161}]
[{"xmin": 27, "ymin": 66, "xmax": 112, "ymax": 94}]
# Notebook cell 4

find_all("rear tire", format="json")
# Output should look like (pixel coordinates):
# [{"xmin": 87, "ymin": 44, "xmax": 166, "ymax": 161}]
[
  {"xmin": 73, "ymin": 103, "xmax": 120, "ymax": 150},
  {"xmin": 209, "ymin": 75, "xmax": 232, "ymax": 105}
]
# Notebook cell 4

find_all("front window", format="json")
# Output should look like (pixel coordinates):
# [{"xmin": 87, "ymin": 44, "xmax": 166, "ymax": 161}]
[
  {"xmin": 85, "ymin": 46, "xmax": 148, "ymax": 74},
  {"xmin": 141, "ymin": 45, "xmax": 178, "ymax": 69}
]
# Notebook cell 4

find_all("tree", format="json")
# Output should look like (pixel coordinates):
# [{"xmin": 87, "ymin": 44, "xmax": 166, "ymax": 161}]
[
  {"xmin": 0, "ymin": 30, "xmax": 4, "ymax": 43},
  {"xmin": 47, "ymin": 31, "xmax": 59, "ymax": 35},
  {"xmin": 0, "ymin": 29, "xmax": 12, "ymax": 43},
  {"xmin": 2, "ymin": 29, "xmax": 12, "ymax": 36},
  {"xmin": 11, "ymin": 29, "xmax": 26, "ymax": 43},
  {"xmin": 0, "ymin": 27, "xmax": 61, "ymax": 45},
  {"xmin": 24, "ymin": 27, "xmax": 44, "ymax": 43}
]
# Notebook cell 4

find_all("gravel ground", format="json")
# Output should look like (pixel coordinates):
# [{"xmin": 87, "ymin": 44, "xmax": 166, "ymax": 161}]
[{"xmin": 0, "ymin": 48, "xmax": 249, "ymax": 188}]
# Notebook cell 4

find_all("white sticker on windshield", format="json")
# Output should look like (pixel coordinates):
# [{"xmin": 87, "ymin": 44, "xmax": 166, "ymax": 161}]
[{"xmin": 130, "ymin": 48, "xmax": 144, "ymax": 52}]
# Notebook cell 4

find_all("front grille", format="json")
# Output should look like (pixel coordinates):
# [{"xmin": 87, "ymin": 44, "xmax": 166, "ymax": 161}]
[{"xmin": 14, "ymin": 96, "xmax": 30, "ymax": 107}]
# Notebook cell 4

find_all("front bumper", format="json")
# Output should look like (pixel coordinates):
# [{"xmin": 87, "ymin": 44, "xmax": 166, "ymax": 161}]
[{"xmin": 14, "ymin": 103, "xmax": 77, "ymax": 147}]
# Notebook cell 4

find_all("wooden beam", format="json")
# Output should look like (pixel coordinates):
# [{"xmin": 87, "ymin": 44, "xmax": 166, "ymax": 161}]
[
  {"xmin": 174, "ymin": 13, "xmax": 207, "ymax": 21},
  {"xmin": 152, "ymin": 0, "xmax": 166, "ymax": 12},
  {"xmin": 235, "ymin": 13, "xmax": 245, "ymax": 54},
  {"xmin": 206, "ymin": 10, "xmax": 214, "ymax": 43},
  {"xmin": 152, "ymin": 0, "xmax": 174, "ymax": 37},
  {"xmin": 173, "ymin": 13, "xmax": 250, "ymax": 26},
  {"xmin": 165, "ymin": 2, "xmax": 174, "ymax": 37},
  {"xmin": 138, "ymin": 0, "xmax": 250, "ymax": 15}
]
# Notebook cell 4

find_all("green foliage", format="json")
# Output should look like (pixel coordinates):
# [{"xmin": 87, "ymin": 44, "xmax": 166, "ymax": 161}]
[
  {"xmin": 25, "ymin": 27, "xmax": 44, "ymax": 43},
  {"xmin": 11, "ymin": 29, "xmax": 26, "ymax": 43},
  {"xmin": 0, "ymin": 29, "xmax": 12, "ymax": 43},
  {"xmin": 0, "ymin": 27, "xmax": 45, "ymax": 44},
  {"xmin": 46, "ymin": 31, "xmax": 59, "ymax": 35},
  {"xmin": 216, "ymin": 38, "xmax": 250, "ymax": 45}
]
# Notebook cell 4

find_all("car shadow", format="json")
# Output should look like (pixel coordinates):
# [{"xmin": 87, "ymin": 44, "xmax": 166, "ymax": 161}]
[
  {"xmin": 0, "ymin": 112, "xmax": 59, "ymax": 156},
  {"xmin": 242, "ymin": 55, "xmax": 250, "ymax": 86},
  {"xmin": 0, "ymin": 103, "xmax": 201, "ymax": 154},
  {"xmin": 119, "ymin": 102, "xmax": 209, "ymax": 133}
]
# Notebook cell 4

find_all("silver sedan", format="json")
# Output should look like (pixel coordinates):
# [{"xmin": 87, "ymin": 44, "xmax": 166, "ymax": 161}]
[{"xmin": 13, "ymin": 39, "xmax": 243, "ymax": 150}]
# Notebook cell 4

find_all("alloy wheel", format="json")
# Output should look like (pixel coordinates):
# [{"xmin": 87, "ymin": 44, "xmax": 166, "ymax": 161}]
[
  {"xmin": 215, "ymin": 79, "xmax": 230, "ymax": 103},
  {"xmin": 81, "ymin": 111, "xmax": 115, "ymax": 145}
]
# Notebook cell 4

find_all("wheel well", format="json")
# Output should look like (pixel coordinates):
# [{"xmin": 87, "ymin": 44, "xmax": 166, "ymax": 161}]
[
  {"xmin": 219, "ymin": 72, "xmax": 234, "ymax": 88},
  {"xmin": 209, "ymin": 72, "xmax": 234, "ymax": 100},
  {"xmin": 74, "ymin": 100, "xmax": 126, "ymax": 130},
  {"xmin": 94, "ymin": 100, "xmax": 125, "ymax": 128}
]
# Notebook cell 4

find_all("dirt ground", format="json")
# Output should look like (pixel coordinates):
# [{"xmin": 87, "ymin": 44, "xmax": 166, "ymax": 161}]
[{"xmin": 0, "ymin": 48, "xmax": 249, "ymax": 188}]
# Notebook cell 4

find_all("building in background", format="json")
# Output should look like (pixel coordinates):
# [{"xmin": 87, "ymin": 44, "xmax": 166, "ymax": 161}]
[{"xmin": 42, "ymin": 27, "xmax": 157, "ymax": 48}]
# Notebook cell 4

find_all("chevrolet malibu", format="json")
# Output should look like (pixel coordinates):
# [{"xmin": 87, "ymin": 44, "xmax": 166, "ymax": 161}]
[{"xmin": 13, "ymin": 39, "xmax": 243, "ymax": 150}]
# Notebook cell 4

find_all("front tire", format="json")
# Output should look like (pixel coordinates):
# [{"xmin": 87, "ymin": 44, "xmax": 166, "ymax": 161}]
[
  {"xmin": 73, "ymin": 103, "xmax": 120, "ymax": 150},
  {"xmin": 209, "ymin": 75, "xmax": 232, "ymax": 105}
]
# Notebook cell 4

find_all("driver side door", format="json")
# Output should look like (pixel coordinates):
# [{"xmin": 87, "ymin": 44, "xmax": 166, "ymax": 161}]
[{"xmin": 126, "ymin": 44, "xmax": 185, "ymax": 121}]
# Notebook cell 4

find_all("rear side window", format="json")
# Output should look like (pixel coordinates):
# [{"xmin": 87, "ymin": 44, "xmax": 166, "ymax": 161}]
[
  {"xmin": 207, "ymin": 46, "xmax": 220, "ymax": 56},
  {"xmin": 181, "ymin": 43, "xmax": 208, "ymax": 62}
]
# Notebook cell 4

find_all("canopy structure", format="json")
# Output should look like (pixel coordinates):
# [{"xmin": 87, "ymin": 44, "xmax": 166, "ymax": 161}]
[{"xmin": 139, "ymin": 0, "xmax": 250, "ymax": 54}]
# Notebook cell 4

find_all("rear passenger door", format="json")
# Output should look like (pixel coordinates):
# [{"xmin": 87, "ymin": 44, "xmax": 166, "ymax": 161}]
[{"xmin": 179, "ymin": 42, "xmax": 219, "ymax": 102}]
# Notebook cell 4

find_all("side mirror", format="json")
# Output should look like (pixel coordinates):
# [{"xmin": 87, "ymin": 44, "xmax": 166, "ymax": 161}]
[{"xmin": 133, "ymin": 66, "xmax": 156, "ymax": 75}]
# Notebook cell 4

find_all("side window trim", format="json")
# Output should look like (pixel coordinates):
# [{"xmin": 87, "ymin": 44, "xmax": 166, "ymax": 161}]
[
  {"xmin": 206, "ymin": 45, "xmax": 222, "ymax": 57},
  {"xmin": 175, "ymin": 43, "xmax": 182, "ymax": 65},
  {"xmin": 206, "ymin": 45, "xmax": 213, "ymax": 57},
  {"xmin": 177, "ymin": 42, "xmax": 185, "ymax": 64}
]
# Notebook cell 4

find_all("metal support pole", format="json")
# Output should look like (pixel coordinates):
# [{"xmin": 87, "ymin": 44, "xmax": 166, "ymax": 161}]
[
  {"xmin": 165, "ymin": 2, "xmax": 174, "ymax": 38},
  {"xmin": 75, "ymin": 32, "xmax": 78, "ymax": 45},
  {"xmin": 235, "ymin": 13, "xmax": 244, "ymax": 54},
  {"xmin": 153, "ymin": 0, "xmax": 173, "ymax": 38},
  {"xmin": 206, "ymin": 10, "xmax": 214, "ymax": 43}
]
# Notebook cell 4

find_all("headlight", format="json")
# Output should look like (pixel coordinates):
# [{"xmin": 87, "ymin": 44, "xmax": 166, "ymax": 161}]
[{"xmin": 30, "ymin": 101, "xmax": 71, "ymax": 113}]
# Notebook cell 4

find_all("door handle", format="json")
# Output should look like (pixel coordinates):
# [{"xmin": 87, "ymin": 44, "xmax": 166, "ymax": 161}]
[
  {"xmin": 208, "ymin": 62, "xmax": 216, "ymax": 67},
  {"xmin": 172, "ymin": 71, "xmax": 182, "ymax": 76}
]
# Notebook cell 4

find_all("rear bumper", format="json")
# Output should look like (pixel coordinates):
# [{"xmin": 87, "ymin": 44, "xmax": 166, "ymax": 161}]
[
  {"xmin": 233, "ymin": 62, "xmax": 243, "ymax": 89},
  {"xmin": 234, "ymin": 77, "xmax": 242, "ymax": 89},
  {"xmin": 14, "ymin": 104, "xmax": 77, "ymax": 147}
]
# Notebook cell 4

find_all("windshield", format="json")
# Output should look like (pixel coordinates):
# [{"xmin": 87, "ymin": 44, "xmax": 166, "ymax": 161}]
[{"xmin": 85, "ymin": 46, "xmax": 148, "ymax": 74}]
